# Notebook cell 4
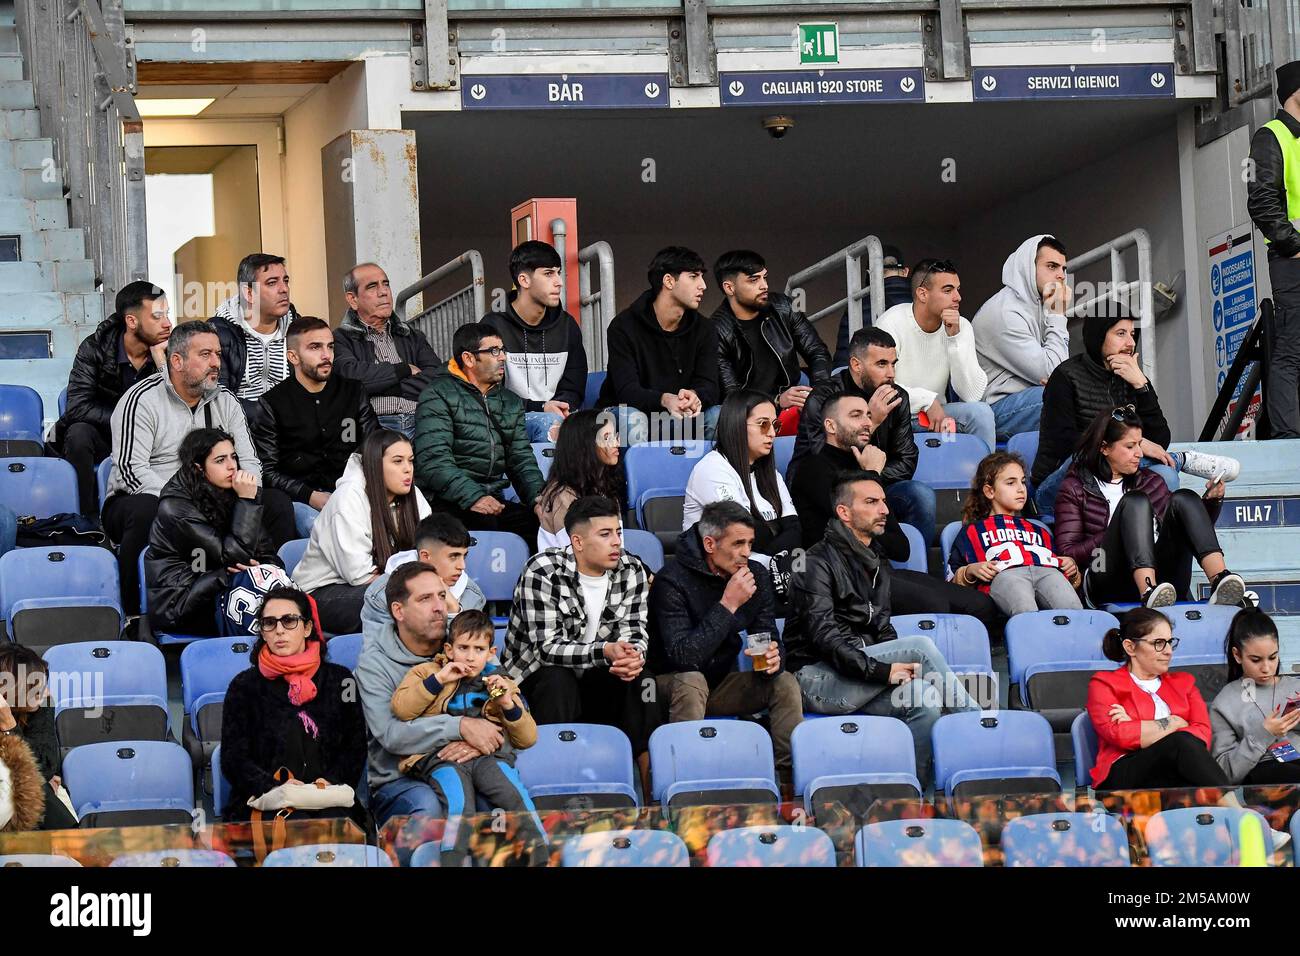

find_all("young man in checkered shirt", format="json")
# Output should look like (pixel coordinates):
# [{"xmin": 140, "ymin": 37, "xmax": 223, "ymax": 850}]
[{"xmin": 501, "ymin": 495, "xmax": 662, "ymax": 793}]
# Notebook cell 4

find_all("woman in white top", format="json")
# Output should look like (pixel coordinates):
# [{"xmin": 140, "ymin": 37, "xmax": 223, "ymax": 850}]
[
  {"xmin": 683, "ymin": 389, "xmax": 800, "ymax": 566},
  {"xmin": 293, "ymin": 428, "xmax": 431, "ymax": 634}
]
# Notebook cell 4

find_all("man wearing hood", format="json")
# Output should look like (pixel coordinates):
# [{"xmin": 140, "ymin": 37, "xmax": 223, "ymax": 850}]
[
  {"xmin": 598, "ymin": 246, "xmax": 721, "ymax": 444},
  {"xmin": 334, "ymin": 262, "xmax": 442, "ymax": 439},
  {"xmin": 973, "ymin": 234, "xmax": 1071, "ymax": 442},
  {"xmin": 481, "ymin": 241, "xmax": 588, "ymax": 444},
  {"xmin": 211, "ymin": 253, "xmax": 301, "ymax": 419},
  {"xmin": 413, "ymin": 322, "xmax": 545, "ymax": 539},
  {"xmin": 1248, "ymin": 61, "xmax": 1300, "ymax": 438},
  {"xmin": 832, "ymin": 244, "xmax": 912, "ymax": 369}
]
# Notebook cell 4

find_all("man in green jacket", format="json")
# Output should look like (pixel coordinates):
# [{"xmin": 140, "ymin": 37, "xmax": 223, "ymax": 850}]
[{"xmin": 414, "ymin": 322, "xmax": 546, "ymax": 541}]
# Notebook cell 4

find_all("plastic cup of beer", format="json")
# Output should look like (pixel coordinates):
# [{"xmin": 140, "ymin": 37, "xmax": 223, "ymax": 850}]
[{"xmin": 746, "ymin": 632, "xmax": 773, "ymax": 672}]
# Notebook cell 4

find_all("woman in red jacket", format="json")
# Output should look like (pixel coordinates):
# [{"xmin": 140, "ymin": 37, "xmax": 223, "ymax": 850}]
[
  {"xmin": 1053, "ymin": 406, "xmax": 1244, "ymax": 610},
  {"xmin": 1086, "ymin": 607, "xmax": 1230, "ymax": 790}
]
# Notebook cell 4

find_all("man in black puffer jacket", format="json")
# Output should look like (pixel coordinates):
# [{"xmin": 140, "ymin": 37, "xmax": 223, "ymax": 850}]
[
  {"xmin": 1032, "ymin": 302, "xmax": 1174, "ymax": 516},
  {"xmin": 785, "ymin": 471, "xmax": 980, "ymax": 781}
]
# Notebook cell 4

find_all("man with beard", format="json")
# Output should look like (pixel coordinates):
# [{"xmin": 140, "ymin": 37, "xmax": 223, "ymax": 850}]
[
  {"xmin": 253, "ymin": 316, "xmax": 380, "ymax": 536},
  {"xmin": 712, "ymin": 249, "xmax": 832, "ymax": 437},
  {"xmin": 103, "ymin": 321, "xmax": 296, "ymax": 622}
]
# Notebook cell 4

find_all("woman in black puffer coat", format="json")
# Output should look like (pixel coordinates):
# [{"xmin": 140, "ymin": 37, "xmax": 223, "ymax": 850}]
[{"xmin": 145, "ymin": 427, "xmax": 283, "ymax": 636}]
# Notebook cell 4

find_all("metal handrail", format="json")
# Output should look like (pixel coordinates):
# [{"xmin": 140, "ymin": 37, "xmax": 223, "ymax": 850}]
[
  {"xmin": 784, "ymin": 235, "xmax": 885, "ymax": 337},
  {"xmin": 393, "ymin": 249, "xmax": 486, "ymax": 323},
  {"xmin": 579, "ymin": 240, "xmax": 617, "ymax": 372},
  {"xmin": 1065, "ymin": 228, "xmax": 1155, "ymax": 387}
]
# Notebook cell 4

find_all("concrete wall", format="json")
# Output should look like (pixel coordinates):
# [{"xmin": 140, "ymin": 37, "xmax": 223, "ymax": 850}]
[{"xmin": 169, "ymin": 145, "xmax": 261, "ymax": 309}]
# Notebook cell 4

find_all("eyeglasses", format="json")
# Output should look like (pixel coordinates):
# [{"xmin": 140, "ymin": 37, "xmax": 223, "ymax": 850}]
[
  {"xmin": 1133, "ymin": 636, "xmax": 1180, "ymax": 652},
  {"xmin": 254, "ymin": 614, "xmax": 306, "ymax": 633},
  {"xmin": 1110, "ymin": 404, "xmax": 1137, "ymax": 422},
  {"xmin": 748, "ymin": 417, "xmax": 782, "ymax": 435},
  {"xmin": 472, "ymin": 346, "xmax": 507, "ymax": 358}
]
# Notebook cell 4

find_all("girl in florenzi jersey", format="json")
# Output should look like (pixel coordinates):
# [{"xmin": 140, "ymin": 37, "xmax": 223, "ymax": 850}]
[{"xmin": 948, "ymin": 452, "xmax": 1083, "ymax": 616}]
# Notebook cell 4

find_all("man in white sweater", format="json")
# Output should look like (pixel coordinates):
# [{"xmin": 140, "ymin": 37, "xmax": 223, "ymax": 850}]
[{"xmin": 873, "ymin": 258, "xmax": 996, "ymax": 451}]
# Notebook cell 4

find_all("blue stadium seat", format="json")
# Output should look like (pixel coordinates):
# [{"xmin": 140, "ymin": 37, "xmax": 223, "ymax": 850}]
[
  {"xmin": 625, "ymin": 440, "xmax": 710, "ymax": 528},
  {"xmin": 211, "ymin": 743, "xmax": 230, "ymax": 817},
  {"xmin": 517, "ymin": 723, "xmax": 639, "ymax": 810},
  {"xmin": 562, "ymin": 829, "xmax": 691, "ymax": 868},
  {"xmin": 326, "ymin": 632, "xmax": 363, "ymax": 671},
  {"xmin": 1001, "ymin": 811, "xmax": 1131, "ymax": 867},
  {"xmin": 262, "ymin": 844, "xmax": 392, "ymax": 867},
  {"xmin": 0, "ymin": 457, "xmax": 78, "ymax": 520},
  {"xmin": 97, "ymin": 456, "xmax": 113, "ymax": 509},
  {"xmin": 0, "ymin": 545, "xmax": 123, "ymax": 646},
  {"xmin": 278, "ymin": 538, "xmax": 309, "ymax": 577},
  {"xmin": 57, "ymin": 387, "xmax": 67, "ymax": 418},
  {"xmin": 44, "ymin": 641, "xmax": 170, "ymax": 750},
  {"xmin": 791, "ymin": 716, "xmax": 921, "ymax": 818},
  {"xmin": 408, "ymin": 841, "xmax": 441, "ymax": 867},
  {"xmin": 889, "ymin": 522, "xmax": 927, "ymax": 573},
  {"xmin": 931, "ymin": 711, "xmax": 1060, "ymax": 798},
  {"xmin": 583, "ymin": 371, "xmax": 606, "ymax": 410},
  {"xmin": 649, "ymin": 719, "xmax": 779, "ymax": 811},
  {"xmin": 1007, "ymin": 430, "xmax": 1039, "ymax": 475},
  {"xmin": 855, "ymin": 818, "xmax": 984, "ymax": 867},
  {"xmin": 772, "ymin": 435, "xmax": 795, "ymax": 477},
  {"xmin": 1162, "ymin": 604, "xmax": 1236, "ymax": 657},
  {"xmin": 0, "ymin": 384, "xmax": 43, "ymax": 439},
  {"xmin": 110, "ymin": 849, "xmax": 237, "ymax": 867},
  {"xmin": 532, "ymin": 442, "xmax": 556, "ymax": 482},
  {"xmin": 913, "ymin": 433, "xmax": 990, "ymax": 490},
  {"xmin": 706, "ymin": 825, "xmax": 837, "ymax": 867},
  {"xmin": 137, "ymin": 547, "xmax": 212, "ymax": 646},
  {"xmin": 0, "ymin": 853, "xmax": 81, "ymax": 867},
  {"xmin": 890, "ymin": 613, "xmax": 995, "ymax": 693},
  {"xmin": 1070, "ymin": 712, "xmax": 1100, "ymax": 791},
  {"xmin": 1291, "ymin": 811, "xmax": 1300, "ymax": 867},
  {"xmin": 465, "ymin": 530, "xmax": 531, "ymax": 603},
  {"xmin": 1006, "ymin": 609, "xmax": 1119, "ymax": 714},
  {"xmin": 1145, "ymin": 806, "xmax": 1275, "ymax": 866},
  {"xmin": 622, "ymin": 528, "xmax": 665, "ymax": 573},
  {"xmin": 180, "ymin": 636, "xmax": 256, "ymax": 776},
  {"xmin": 62, "ymin": 740, "xmax": 194, "ymax": 828}
]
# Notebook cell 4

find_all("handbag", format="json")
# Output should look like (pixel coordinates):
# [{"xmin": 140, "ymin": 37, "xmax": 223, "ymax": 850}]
[{"xmin": 249, "ymin": 766, "xmax": 355, "ymax": 862}]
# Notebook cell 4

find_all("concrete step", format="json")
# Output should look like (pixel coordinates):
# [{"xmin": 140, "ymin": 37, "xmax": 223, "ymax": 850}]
[
  {"xmin": 0, "ymin": 197, "xmax": 66, "ymax": 230},
  {"xmin": 0, "ymin": 258, "xmax": 94, "ymax": 292},
  {"xmin": 0, "ymin": 107, "xmax": 38, "ymax": 140},
  {"xmin": 0, "ymin": 166, "xmax": 62, "ymax": 199},
  {"xmin": 0, "ymin": 287, "xmax": 102, "ymax": 327},
  {"xmin": 7, "ymin": 227, "xmax": 86, "ymax": 261},
  {"xmin": 0, "ymin": 28, "xmax": 16, "ymax": 55},
  {"xmin": 0, "ymin": 54, "xmax": 23, "ymax": 82},
  {"xmin": 0, "ymin": 80, "xmax": 34, "ymax": 109},
  {"xmin": 5, "ymin": 138, "xmax": 52, "ymax": 170}
]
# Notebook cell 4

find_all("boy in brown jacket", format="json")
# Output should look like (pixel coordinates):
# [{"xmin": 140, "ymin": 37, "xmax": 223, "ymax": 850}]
[{"xmin": 391, "ymin": 609, "xmax": 545, "ymax": 863}]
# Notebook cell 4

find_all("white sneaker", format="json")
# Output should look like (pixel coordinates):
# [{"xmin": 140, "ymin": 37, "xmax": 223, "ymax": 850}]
[{"xmin": 1176, "ymin": 449, "xmax": 1241, "ymax": 483}]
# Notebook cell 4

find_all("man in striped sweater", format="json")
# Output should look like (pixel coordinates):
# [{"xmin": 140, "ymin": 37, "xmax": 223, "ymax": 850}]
[
  {"xmin": 211, "ymin": 253, "xmax": 301, "ymax": 421},
  {"xmin": 102, "ymin": 321, "xmax": 297, "ymax": 624}
]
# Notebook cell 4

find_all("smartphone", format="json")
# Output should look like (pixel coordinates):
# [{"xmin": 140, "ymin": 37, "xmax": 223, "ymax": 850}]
[{"xmin": 1282, "ymin": 696, "xmax": 1300, "ymax": 718}]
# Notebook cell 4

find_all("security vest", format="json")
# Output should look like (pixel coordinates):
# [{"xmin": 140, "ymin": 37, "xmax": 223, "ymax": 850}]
[{"xmin": 1264, "ymin": 119, "xmax": 1300, "ymax": 238}]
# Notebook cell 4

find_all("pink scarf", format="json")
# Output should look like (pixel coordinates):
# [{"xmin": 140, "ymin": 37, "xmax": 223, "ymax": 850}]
[{"xmin": 257, "ymin": 640, "xmax": 321, "ymax": 706}]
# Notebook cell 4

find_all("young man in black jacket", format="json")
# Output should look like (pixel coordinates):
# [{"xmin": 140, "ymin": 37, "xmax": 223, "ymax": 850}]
[
  {"xmin": 712, "ymin": 249, "xmax": 832, "ymax": 438},
  {"xmin": 785, "ymin": 471, "xmax": 979, "ymax": 780},
  {"xmin": 597, "ymin": 246, "xmax": 720, "ymax": 444},
  {"xmin": 334, "ymin": 262, "xmax": 442, "ymax": 439},
  {"xmin": 481, "ymin": 241, "xmax": 588, "ymax": 443},
  {"xmin": 253, "ymin": 316, "xmax": 380, "ymax": 537},
  {"xmin": 54, "ymin": 280, "xmax": 172, "ymax": 517},
  {"xmin": 649, "ymin": 501, "xmax": 803, "ymax": 790}
]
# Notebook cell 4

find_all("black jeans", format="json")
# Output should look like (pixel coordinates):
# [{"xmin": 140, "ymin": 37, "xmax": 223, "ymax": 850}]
[
  {"xmin": 102, "ymin": 492, "xmax": 159, "ymax": 616},
  {"xmin": 1266, "ymin": 256, "xmax": 1300, "ymax": 439},
  {"xmin": 432, "ymin": 498, "xmax": 540, "ymax": 544},
  {"xmin": 310, "ymin": 582, "xmax": 368, "ymax": 636},
  {"xmin": 520, "ymin": 665, "xmax": 663, "ymax": 757},
  {"xmin": 62, "ymin": 422, "xmax": 110, "ymax": 517},
  {"xmin": 1242, "ymin": 756, "xmax": 1300, "ymax": 786},
  {"xmin": 1098, "ymin": 729, "xmax": 1230, "ymax": 791},
  {"xmin": 1084, "ymin": 489, "xmax": 1223, "ymax": 605}
]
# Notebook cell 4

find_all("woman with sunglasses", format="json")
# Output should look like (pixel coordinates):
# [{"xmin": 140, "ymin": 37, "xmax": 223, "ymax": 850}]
[
  {"xmin": 1053, "ymin": 406, "xmax": 1245, "ymax": 609},
  {"xmin": 219, "ymin": 586, "xmax": 366, "ymax": 822},
  {"xmin": 535, "ymin": 409, "xmax": 626, "ymax": 550},
  {"xmin": 683, "ymin": 390, "xmax": 800, "ymax": 568}
]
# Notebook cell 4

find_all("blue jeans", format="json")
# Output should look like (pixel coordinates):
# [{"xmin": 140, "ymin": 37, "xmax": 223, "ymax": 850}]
[
  {"xmin": 525, "ymin": 411, "xmax": 565, "ymax": 444},
  {"xmin": 378, "ymin": 412, "xmax": 416, "ymax": 440},
  {"xmin": 990, "ymin": 386, "xmax": 1045, "ymax": 444},
  {"xmin": 1035, "ymin": 456, "xmax": 1180, "ymax": 518},
  {"xmin": 911, "ymin": 400, "xmax": 996, "ymax": 452},
  {"xmin": 607, "ymin": 404, "xmax": 720, "ymax": 446},
  {"xmin": 885, "ymin": 479, "xmax": 937, "ymax": 547},
  {"xmin": 292, "ymin": 502, "xmax": 320, "ymax": 538},
  {"xmin": 0, "ymin": 503, "xmax": 15, "ymax": 558},
  {"xmin": 371, "ymin": 776, "xmax": 445, "ymax": 827}
]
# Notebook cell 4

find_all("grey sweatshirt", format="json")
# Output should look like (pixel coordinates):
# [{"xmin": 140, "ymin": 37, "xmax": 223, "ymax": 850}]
[
  {"xmin": 355, "ymin": 577, "xmax": 462, "ymax": 790},
  {"xmin": 1209, "ymin": 675, "xmax": 1300, "ymax": 783}
]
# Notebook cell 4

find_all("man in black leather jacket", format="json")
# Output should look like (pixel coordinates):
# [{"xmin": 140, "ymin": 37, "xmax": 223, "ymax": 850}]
[
  {"xmin": 712, "ymin": 250, "xmax": 832, "ymax": 432},
  {"xmin": 784, "ymin": 471, "xmax": 980, "ymax": 780}
]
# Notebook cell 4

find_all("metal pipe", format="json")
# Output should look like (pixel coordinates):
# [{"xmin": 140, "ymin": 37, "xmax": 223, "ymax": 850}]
[
  {"xmin": 578, "ymin": 240, "xmax": 616, "ymax": 371},
  {"xmin": 1065, "ymin": 228, "xmax": 1154, "ymax": 387},
  {"xmin": 394, "ymin": 249, "xmax": 485, "ymax": 322},
  {"xmin": 787, "ymin": 234, "xmax": 884, "ymax": 334},
  {"xmin": 551, "ymin": 217, "xmax": 568, "ymax": 313}
]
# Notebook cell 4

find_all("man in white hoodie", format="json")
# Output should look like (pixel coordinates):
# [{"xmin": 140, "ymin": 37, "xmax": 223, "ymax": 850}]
[{"xmin": 973, "ymin": 235, "xmax": 1071, "ymax": 442}]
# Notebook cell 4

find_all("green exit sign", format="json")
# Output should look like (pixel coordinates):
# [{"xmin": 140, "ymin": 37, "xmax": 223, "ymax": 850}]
[{"xmin": 799, "ymin": 22, "xmax": 839, "ymax": 64}]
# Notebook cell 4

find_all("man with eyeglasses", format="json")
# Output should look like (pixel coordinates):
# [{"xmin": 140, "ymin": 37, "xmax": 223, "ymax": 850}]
[
  {"xmin": 874, "ymin": 258, "xmax": 997, "ymax": 452},
  {"xmin": 53, "ymin": 280, "xmax": 172, "ymax": 517},
  {"xmin": 414, "ymin": 322, "xmax": 545, "ymax": 540}
]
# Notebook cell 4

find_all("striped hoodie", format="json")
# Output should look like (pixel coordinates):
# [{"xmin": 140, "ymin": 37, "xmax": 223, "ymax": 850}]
[{"xmin": 212, "ymin": 294, "xmax": 297, "ymax": 402}]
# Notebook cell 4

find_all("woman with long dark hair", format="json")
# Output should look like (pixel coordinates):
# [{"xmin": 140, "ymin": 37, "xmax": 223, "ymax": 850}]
[
  {"xmin": 219, "ymin": 586, "xmax": 366, "ymax": 822},
  {"xmin": 535, "ymin": 409, "xmax": 625, "ymax": 549},
  {"xmin": 1210, "ymin": 608, "xmax": 1300, "ymax": 785},
  {"xmin": 146, "ymin": 427, "xmax": 283, "ymax": 635},
  {"xmin": 1053, "ymin": 406, "xmax": 1245, "ymax": 610},
  {"xmin": 0, "ymin": 643, "xmax": 76, "ymax": 830},
  {"xmin": 682, "ymin": 389, "xmax": 800, "ymax": 563},
  {"xmin": 293, "ymin": 428, "xmax": 430, "ymax": 634}
]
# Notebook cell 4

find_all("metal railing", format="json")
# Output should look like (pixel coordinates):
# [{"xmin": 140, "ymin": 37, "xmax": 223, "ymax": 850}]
[
  {"xmin": 17, "ymin": 0, "xmax": 147, "ymax": 294},
  {"xmin": 1065, "ymin": 228, "xmax": 1156, "ymax": 387},
  {"xmin": 394, "ymin": 249, "xmax": 486, "ymax": 361},
  {"xmin": 578, "ymin": 240, "xmax": 616, "ymax": 372},
  {"xmin": 785, "ymin": 235, "xmax": 886, "ymax": 339}
]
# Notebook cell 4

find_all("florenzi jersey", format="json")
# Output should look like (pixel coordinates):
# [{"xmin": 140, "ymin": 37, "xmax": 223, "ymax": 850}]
[{"xmin": 948, "ymin": 515, "xmax": 1062, "ymax": 593}]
